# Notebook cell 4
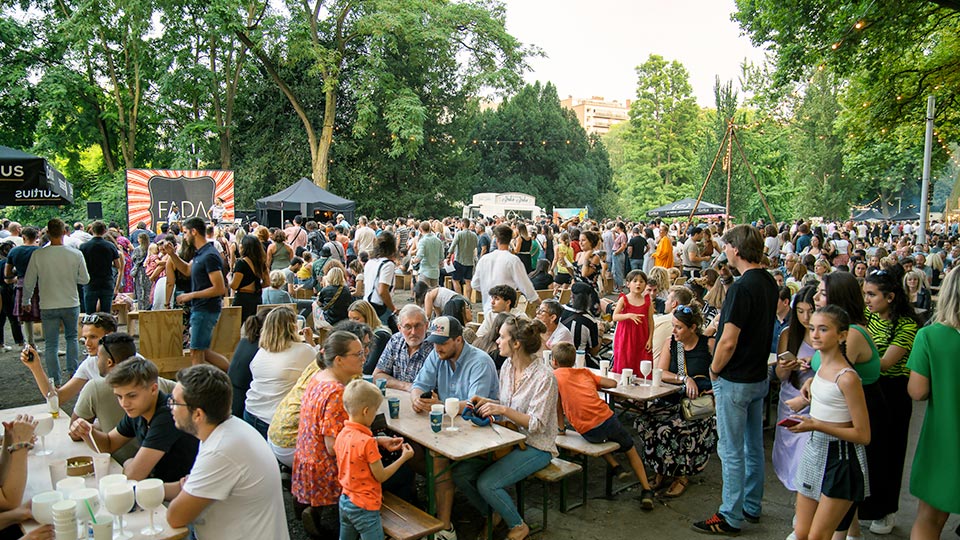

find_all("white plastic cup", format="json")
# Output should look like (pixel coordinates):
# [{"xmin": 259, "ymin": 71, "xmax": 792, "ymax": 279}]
[
  {"xmin": 31, "ymin": 491, "xmax": 63, "ymax": 525},
  {"xmin": 652, "ymin": 368, "xmax": 663, "ymax": 387},
  {"xmin": 575, "ymin": 350, "xmax": 586, "ymax": 368},
  {"xmin": 92, "ymin": 514, "xmax": 114, "ymax": 540},
  {"xmin": 56, "ymin": 477, "xmax": 85, "ymax": 498},
  {"xmin": 542, "ymin": 350, "xmax": 552, "ymax": 366},
  {"xmin": 92, "ymin": 452, "xmax": 112, "ymax": 479},
  {"xmin": 430, "ymin": 404, "xmax": 445, "ymax": 414},
  {"xmin": 621, "ymin": 368, "xmax": 634, "ymax": 386},
  {"xmin": 598, "ymin": 360, "xmax": 610, "ymax": 377},
  {"xmin": 48, "ymin": 459, "xmax": 68, "ymax": 488}
]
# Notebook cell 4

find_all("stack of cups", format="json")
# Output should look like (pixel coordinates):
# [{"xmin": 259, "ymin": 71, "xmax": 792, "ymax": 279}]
[{"xmin": 51, "ymin": 499, "xmax": 78, "ymax": 540}]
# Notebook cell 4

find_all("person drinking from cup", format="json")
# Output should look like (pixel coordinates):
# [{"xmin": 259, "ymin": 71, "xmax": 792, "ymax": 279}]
[
  {"xmin": 409, "ymin": 316, "xmax": 499, "ymax": 540},
  {"xmin": 165, "ymin": 365, "xmax": 289, "ymax": 540},
  {"xmin": 454, "ymin": 316, "xmax": 558, "ymax": 540},
  {"xmin": 69, "ymin": 357, "xmax": 198, "ymax": 482},
  {"xmin": 551, "ymin": 342, "xmax": 655, "ymax": 509}
]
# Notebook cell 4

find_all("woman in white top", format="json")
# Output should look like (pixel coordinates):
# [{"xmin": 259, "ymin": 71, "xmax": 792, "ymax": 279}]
[
  {"xmin": 244, "ymin": 307, "xmax": 317, "ymax": 438},
  {"xmin": 362, "ymin": 231, "xmax": 399, "ymax": 329},
  {"xmin": 787, "ymin": 305, "xmax": 871, "ymax": 540},
  {"xmin": 764, "ymin": 224, "xmax": 781, "ymax": 266}
]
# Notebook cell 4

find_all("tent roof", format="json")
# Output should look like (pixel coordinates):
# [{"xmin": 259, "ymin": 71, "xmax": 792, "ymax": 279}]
[
  {"xmin": 646, "ymin": 197, "xmax": 726, "ymax": 218},
  {"xmin": 0, "ymin": 146, "xmax": 37, "ymax": 160},
  {"xmin": 0, "ymin": 145, "xmax": 74, "ymax": 205},
  {"xmin": 256, "ymin": 178, "xmax": 355, "ymax": 211},
  {"xmin": 851, "ymin": 208, "xmax": 884, "ymax": 221},
  {"xmin": 889, "ymin": 209, "xmax": 920, "ymax": 222}
]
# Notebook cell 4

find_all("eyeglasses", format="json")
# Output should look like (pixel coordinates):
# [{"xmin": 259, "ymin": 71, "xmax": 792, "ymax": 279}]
[
  {"xmin": 674, "ymin": 305, "xmax": 693, "ymax": 315},
  {"xmin": 166, "ymin": 396, "xmax": 189, "ymax": 409},
  {"xmin": 340, "ymin": 351, "xmax": 364, "ymax": 359},
  {"xmin": 400, "ymin": 323, "xmax": 425, "ymax": 331}
]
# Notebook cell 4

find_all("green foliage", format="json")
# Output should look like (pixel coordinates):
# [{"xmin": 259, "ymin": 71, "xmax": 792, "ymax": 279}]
[{"xmin": 469, "ymin": 82, "xmax": 613, "ymax": 214}]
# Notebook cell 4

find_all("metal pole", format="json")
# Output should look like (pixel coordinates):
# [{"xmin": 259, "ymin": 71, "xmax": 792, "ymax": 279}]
[{"xmin": 919, "ymin": 95, "xmax": 935, "ymax": 245}]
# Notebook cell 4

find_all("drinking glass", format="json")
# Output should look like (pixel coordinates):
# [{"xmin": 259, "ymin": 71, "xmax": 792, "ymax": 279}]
[
  {"xmin": 639, "ymin": 361, "xmax": 653, "ymax": 386},
  {"xmin": 103, "ymin": 484, "xmax": 135, "ymax": 539},
  {"xmin": 136, "ymin": 478, "xmax": 165, "ymax": 536},
  {"xmin": 444, "ymin": 397, "xmax": 460, "ymax": 431},
  {"xmin": 33, "ymin": 413, "xmax": 54, "ymax": 456}
]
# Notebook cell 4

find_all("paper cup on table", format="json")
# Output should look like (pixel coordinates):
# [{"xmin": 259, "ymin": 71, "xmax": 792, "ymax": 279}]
[
  {"xmin": 599, "ymin": 360, "xmax": 610, "ymax": 377},
  {"xmin": 92, "ymin": 452, "xmax": 112, "ymax": 479},
  {"xmin": 430, "ymin": 404, "xmax": 445, "ymax": 414},
  {"xmin": 56, "ymin": 477, "xmax": 85, "ymax": 498},
  {"xmin": 652, "ymin": 368, "xmax": 663, "ymax": 387},
  {"xmin": 621, "ymin": 368, "xmax": 634, "ymax": 386},
  {"xmin": 48, "ymin": 458, "xmax": 68, "ymax": 487},
  {"xmin": 31, "ymin": 491, "xmax": 63, "ymax": 525},
  {"xmin": 92, "ymin": 514, "xmax": 114, "ymax": 540}
]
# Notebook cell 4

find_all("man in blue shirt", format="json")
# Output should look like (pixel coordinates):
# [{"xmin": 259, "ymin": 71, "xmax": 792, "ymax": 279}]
[
  {"xmin": 408, "ymin": 316, "xmax": 498, "ymax": 540},
  {"xmin": 165, "ymin": 217, "xmax": 229, "ymax": 371}
]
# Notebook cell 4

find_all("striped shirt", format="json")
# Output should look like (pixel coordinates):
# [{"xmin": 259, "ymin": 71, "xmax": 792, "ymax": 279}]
[{"xmin": 865, "ymin": 310, "xmax": 918, "ymax": 378}]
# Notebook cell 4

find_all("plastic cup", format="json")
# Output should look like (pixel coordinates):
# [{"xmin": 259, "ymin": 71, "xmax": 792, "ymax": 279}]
[
  {"xmin": 56, "ymin": 477, "xmax": 85, "ymax": 498},
  {"xmin": 575, "ymin": 350, "xmax": 586, "ymax": 368},
  {"xmin": 652, "ymin": 368, "xmax": 663, "ymax": 387},
  {"xmin": 388, "ymin": 397, "xmax": 400, "ymax": 419},
  {"xmin": 429, "ymin": 410, "xmax": 443, "ymax": 433},
  {"xmin": 92, "ymin": 514, "xmax": 114, "ymax": 540},
  {"xmin": 599, "ymin": 360, "xmax": 610, "ymax": 377},
  {"xmin": 48, "ymin": 459, "xmax": 68, "ymax": 488},
  {"xmin": 375, "ymin": 378, "xmax": 387, "ymax": 396},
  {"xmin": 93, "ymin": 452, "xmax": 112, "ymax": 479},
  {"xmin": 621, "ymin": 368, "xmax": 634, "ymax": 386},
  {"xmin": 362, "ymin": 374, "xmax": 374, "ymax": 384},
  {"xmin": 31, "ymin": 491, "xmax": 63, "ymax": 525}
]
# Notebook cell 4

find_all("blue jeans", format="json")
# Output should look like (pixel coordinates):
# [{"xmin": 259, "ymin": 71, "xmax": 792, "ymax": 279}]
[
  {"xmin": 629, "ymin": 259, "xmax": 644, "ymax": 271},
  {"xmin": 612, "ymin": 252, "xmax": 626, "ymax": 288},
  {"xmin": 83, "ymin": 284, "xmax": 114, "ymax": 315},
  {"xmin": 40, "ymin": 306, "xmax": 80, "ymax": 385},
  {"xmin": 339, "ymin": 494, "xmax": 383, "ymax": 540},
  {"xmin": 452, "ymin": 446, "xmax": 551, "ymax": 528},
  {"xmin": 712, "ymin": 377, "xmax": 768, "ymax": 528},
  {"xmin": 242, "ymin": 410, "xmax": 270, "ymax": 440}
]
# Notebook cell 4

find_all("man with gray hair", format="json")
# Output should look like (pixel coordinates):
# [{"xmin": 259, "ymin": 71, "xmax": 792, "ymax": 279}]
[{"xmin": 372, "ymin": 305, "xmax": 434, "ymax": 391}]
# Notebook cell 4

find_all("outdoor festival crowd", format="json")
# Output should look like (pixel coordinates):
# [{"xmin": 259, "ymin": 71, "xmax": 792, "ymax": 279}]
[{"xmin": 0, "ymin": 211, "xmax": 958, "ymax": 540}]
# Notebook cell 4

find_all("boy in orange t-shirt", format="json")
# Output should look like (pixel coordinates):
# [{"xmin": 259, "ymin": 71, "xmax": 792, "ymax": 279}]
[
  {"xmin": 551, "ymin": 342, "xmax": 655, "ymax": 510},
  {"xmin": 335, "ymin": 379, "xmax": 414, "ymax": 539}
]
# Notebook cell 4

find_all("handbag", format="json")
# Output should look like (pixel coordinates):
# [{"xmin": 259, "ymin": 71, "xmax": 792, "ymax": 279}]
[{"xmin": 676, "ymin": 339, "xmax": 716, "ymax": 421}]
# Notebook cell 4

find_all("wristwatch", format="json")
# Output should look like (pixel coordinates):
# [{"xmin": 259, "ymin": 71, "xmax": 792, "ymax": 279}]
[{"xmin": 679, "ymin": 375, "xmax": 687, "ymax": 384}]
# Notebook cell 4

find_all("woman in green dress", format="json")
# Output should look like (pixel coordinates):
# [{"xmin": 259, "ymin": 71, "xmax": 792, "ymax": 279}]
[{"xmin": 907, "ymin": 267, "xmax": 960, "ymax": 539}]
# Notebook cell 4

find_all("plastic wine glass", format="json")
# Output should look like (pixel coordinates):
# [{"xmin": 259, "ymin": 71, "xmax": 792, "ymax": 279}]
[
  {"xmin": 639, "ymin": 361, "xmax": 653, "ymax": 387},
  {"xmin": 103, "ymin": 483, "xmax": 135, "ymax": 539},
  {"xmin": 444, "ymin": 397, "xmax": 460, "ymax": 431},
  {"xmin": 33, "ymin": 413, "xmax": 54, "ymax": 456},
  {"xmin": 136, "ymin": 478, "xmax": 165, "ymax": 536}
]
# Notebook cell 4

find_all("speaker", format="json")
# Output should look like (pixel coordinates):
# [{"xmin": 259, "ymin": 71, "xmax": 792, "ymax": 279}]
[{"xmin": 87, "ymin": 202, "xmax": 102, "ymax": 220}]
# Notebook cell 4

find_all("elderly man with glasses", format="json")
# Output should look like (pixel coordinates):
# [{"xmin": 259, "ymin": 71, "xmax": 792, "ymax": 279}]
[{"xmin": 372, "ymin": 305, "xmax": 435, "ymax": 391}]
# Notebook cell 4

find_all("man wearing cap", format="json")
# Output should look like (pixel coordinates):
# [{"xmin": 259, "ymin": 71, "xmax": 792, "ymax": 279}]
[{"xmin": 408, "ymin": 316, "xmax": 499, "ymax": 540}]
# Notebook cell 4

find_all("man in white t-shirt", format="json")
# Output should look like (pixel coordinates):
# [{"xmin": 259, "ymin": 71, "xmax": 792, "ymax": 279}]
[
  {"xmin": 166, "ymin": 365, "xmax": 289, "ymax": 540},
  {"xmin": 353, "ymin": 216, "xmax": 376, "ymax": 256},
  {"xmin": 470, "ymin": 225, "xmax": 539, "ymax": 312}
]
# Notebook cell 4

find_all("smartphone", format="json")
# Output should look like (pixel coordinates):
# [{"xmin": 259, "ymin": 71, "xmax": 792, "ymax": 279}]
[
  {"xmin": 778, "ymin": 417, "xmax": 801, "ymax": 428},
  {"xmin": 23, "ymin": 343, "xmax": 33, "ymax": 362},
  {"xmin": 777, "ymin": 351, "xmax": 797, "ymax": 364}
]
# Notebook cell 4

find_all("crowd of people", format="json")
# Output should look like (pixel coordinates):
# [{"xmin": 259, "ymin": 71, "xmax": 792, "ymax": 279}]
[{"xmin": 0, "ymin": 211, "xmax": 957, "ymax": 540}]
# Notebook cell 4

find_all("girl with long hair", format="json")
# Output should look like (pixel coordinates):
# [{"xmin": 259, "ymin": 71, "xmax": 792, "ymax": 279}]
[{"xmin": 230, "ymin": 235, "xmax": 269, "ymax": 322}]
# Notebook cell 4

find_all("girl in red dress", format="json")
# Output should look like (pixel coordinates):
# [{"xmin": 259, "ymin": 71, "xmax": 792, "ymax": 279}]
[{"xmin": 612, "ymin": 270, "xmax": 655, "ymax": 374}]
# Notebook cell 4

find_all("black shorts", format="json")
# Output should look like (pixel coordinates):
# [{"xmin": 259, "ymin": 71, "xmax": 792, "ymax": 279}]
[
  {"xmin": 580, "ymin": 415, "xmax": 634, "ymax": 452},
  {"xmin": 451, "ymin": 261, "xmax": 474, "ymax": 282},
  {"xmin": 554, "ymin": 272, "xmax": 572, "ymax": 285}
]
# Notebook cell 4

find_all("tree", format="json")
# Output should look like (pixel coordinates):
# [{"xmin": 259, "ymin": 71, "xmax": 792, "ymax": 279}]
[{"xmin": 237, "ymin": 0, "xmax": 531, "ymax": 188}]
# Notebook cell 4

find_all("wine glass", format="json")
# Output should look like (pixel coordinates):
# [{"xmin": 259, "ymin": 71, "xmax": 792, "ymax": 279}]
[
  {"xmin": 33, "ymin": 413, "xmax": 54, "ymax": 456},
  {"xmin": 639, "ymin": 361, "xmax": 653, "ymax": 387},
  {"xmin": 136, "ymin": 478, "xmax": 165, "ymax": 536},
  {"xmin": 103, "ymin": 483, "xmax": 135, "ymax": 539},
  {"xmin": 444, "ymin": 397, "xmax": 460, "ymax": 431}
]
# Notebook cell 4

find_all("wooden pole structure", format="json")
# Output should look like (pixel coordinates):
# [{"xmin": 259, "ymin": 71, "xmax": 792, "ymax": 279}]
[
  {"xmin": 688, "ymin": 122, "xmax": 731, "ymax": 223},
  {"xmin": 731, "ymin": 129, "xmax": 777, "ymax": 226},
  {"xmin": 725, "ymin": 123, "xmax": 734, "ymax": 229}
]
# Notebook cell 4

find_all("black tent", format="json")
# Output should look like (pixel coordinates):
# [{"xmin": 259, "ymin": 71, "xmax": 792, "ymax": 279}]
[
  {"xmin": 889, "ymin": 209, "xmax": 920, "ymax": 222},
  {"xmin": 0, "ymin": 146, "xmax": 74, "ymax": 205},
  {"xmin": 646, "ymin": 197, "xmax": 726, "ymax": 218},
  {"xmin": 851, "ymin": 208, "xmax": 884, "ymax": 221},
  {"xmin": 256, "ymin": 178, "xmax": 355, "ymax": 227}
]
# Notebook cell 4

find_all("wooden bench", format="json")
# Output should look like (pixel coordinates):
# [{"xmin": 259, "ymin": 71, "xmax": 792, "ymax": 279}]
[
  {"xmin": 257, "ymin": 303, "xmax": 297, "ymax": 316},
  {"xmin": 138, "ymin": 309, "xmax": 191, "ymax": 377},
  {"xmin": 557, "ymin": 288, "xmax": 571, "ymax": 305},
  {"xmin": 536, "ymin": 289, "xmax": 554, "ymax": 300},
  {"xmin": 210, "ymin": 306, "xmax": 242, "ymax": 359},
  {"xmin": 395, "ymin": 274, "xmax": 412, "ymax": 291},
  {"xmin": 556, "ymin": 430, "xmax": 629, "ymax": 506},
  {"xmin": 517, "ymin": 458, "xmax": 582, "ymax": 533},
  {"xmin": 294, "ymin": 288, "xmax": 314, "ymax": 300},
  {"xmin": 380, "ymin": 492, "xmax": 444, "ymax": 540}
]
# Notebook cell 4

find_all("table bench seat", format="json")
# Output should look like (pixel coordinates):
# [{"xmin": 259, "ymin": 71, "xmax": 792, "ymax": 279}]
[
  {"xmin": 556, "ymin": 431, "xmax": 619, "ymax": 457},
  {"xmin": 518, "ymin": 458, "xmax": 582, "ymax": 534},
  {"xmin": 533, "ymin": 458, "xmax": 582, "ymax": 482},
  {"xmin": 381, "ymin": 492, "xmax": 444, "ymax": 540}
]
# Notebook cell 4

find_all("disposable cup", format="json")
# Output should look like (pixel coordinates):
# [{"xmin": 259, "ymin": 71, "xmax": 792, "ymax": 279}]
[
  {"xmin": 56, "ymin": 477, "xmax": 85, "ymax": 498},
  {"xmin": 388, "ymin": 397, "xmax": 400, "ymax": 419},
  {"xmin": 430, "ymin": 404, "xmax": 445, "ymax": 414},
  {"xmin": 621, "ymin": 368, "xmax": 634, "ymax": 385},
  {"xmin": 92, "ymin": 515, "xmax": 114, "ymax": 540},
  {"xmin": 652, "ymin": 368, "xmax": 663, "ymax": 387},
  {"xmin": 92, "ymin": 452, "xmax": 112, "ymax": 479},
  {"xmin": 542, "ymin": 350, "xmax": 552, "ymax": 366},
  {"xmin": 48, "ymin": 459, "xmax": 68, "ymax": 488},
  {"xmin": 599, "ymin": 360, "xmax": 610, "ymax": 377},
  {"xmin": 31, "ymin": 491, "xmax": 63, "ymax": 525}
]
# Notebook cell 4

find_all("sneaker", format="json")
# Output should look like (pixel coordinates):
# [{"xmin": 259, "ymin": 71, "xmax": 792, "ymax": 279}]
[
  {"xmin": 300, "ymin": 507, "xmax": 323, "ymax": 538},
  {"xmin": 640, "ymin": 489, "xmax": 654, "ymax": 510},
  {"xmin": 2, "ymin": 345, "xmax": 11, "ymax": 352},
  {"xmin": 786, "ymin": 533, "xmax": 797, "ymax": 540},
  {"xmin": 692, "ymin": 513, "xmax": 741, "ymax": 536},
  {"xmin": 607, "ymin": 464, "xmax": 632, "ymax": 481},
  {"xmin": 869, "ymin": 513, "xmax": 895, "ymax": 535},
  {"xmin": 434, "ymin": 527, "xmax": 457, "ymax": 540},
  {"xmin": 743, "ymin": 510, "xmax": 760, "ymax": 524}
]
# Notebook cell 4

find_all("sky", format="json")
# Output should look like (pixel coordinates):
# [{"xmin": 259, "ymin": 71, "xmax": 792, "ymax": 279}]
[{"xmin": 500, "ymin": 0, "xmax": 769, "ymax": 107}]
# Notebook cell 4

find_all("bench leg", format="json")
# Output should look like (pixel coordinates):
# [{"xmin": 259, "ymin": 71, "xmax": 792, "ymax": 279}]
[
  {"xmin": 604, "ymin": 461, "xmax": 640, "ymax": 498},
  {"xmin": 559, "ymin": 454, "xmax": 588, "ymax": 512}
]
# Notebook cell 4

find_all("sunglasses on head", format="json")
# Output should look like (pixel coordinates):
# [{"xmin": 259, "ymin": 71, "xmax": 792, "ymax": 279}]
[
  {"xmin": 674, "ymin": 304, "xmax": 693, "ymax": 315},
  {"xmin": 81, "ymin": 313, "xmax": 115, "ymax": 326}
]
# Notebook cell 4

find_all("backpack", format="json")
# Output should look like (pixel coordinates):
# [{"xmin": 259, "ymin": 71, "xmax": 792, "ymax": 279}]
[{"xmin": 306, "ymin": 230, "xmax": 325, "ymax": 255}]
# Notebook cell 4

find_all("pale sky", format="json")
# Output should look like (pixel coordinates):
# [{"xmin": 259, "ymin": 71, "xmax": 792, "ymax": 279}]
[{"xmin": 500, "ymin": 0, "xmax": 768, "ymax": 107}]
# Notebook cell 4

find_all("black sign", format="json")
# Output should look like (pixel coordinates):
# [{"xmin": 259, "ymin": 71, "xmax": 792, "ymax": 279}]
[{"xmin": 147, "ymin": 175, "xmax": 216, "ymax": 224}]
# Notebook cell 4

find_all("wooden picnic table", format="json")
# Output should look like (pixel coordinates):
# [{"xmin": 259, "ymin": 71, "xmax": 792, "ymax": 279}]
[
  {"xmin": 3, "ymin": 404, "xmax": 189, "ymax": 540},
  {"xmin": 588, "ymin": 368, "xmax": 683, "ymax": 402}
]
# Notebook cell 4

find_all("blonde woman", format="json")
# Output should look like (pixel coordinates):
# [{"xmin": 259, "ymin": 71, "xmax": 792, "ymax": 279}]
[
  {"xmin": 903, "ymin": 268, "xmax": 931, "ymax": 313},
  {"xmin": 316, "ymin": 267, "xmax": 351, "ymax": 325},
  {"xmin": 347, "ymin": 299, "xmax": 392, "ymax": 375},
  {"xmin": 262, "ymin": 270, "xmax": 293, "ymax": 304},
  {"xmin": 244, "ymin": 307, "xmax": 317, "ymax": 438},
  {"xmin": 552, "ymin": 232, "xmax": 574, "ymax": 289}
]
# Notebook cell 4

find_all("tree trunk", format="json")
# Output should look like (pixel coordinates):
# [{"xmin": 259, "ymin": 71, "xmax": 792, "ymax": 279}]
[{"xmin": 314, "ymin": 86, "xmax": 337, "ymax": 189}]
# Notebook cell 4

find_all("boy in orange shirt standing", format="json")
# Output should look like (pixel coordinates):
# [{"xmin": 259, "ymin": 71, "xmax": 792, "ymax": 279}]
[
  {"xmin": 336, "ymin": 379, "xmax": 414, "ymax": 539},
  {"xmin": 551, "ymin": 342, "xmax": 656, "ymax": 509}
]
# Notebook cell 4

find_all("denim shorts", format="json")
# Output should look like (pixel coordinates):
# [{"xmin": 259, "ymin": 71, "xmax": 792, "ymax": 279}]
[
  {"xmin": 581, "ymin": 414, "xmax": 634, "ymax": 452},
  {"xmin": 189, "ymin": 309, "xmax": 220, "ymax": 350}
]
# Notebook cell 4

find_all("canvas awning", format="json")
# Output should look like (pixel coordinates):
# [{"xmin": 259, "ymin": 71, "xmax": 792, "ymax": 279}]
[
  {"xmin": 851, "ymin": 208, "xmax": 884, "ymax": 221},
  {"xmin": 889, "ymin": 209, "xmax": 920, "ymax": 222},
  {"xmin": 646, "ymin": 197, "xmax": 726, "ymax": 218},
  {"xmin": 255, "ymin": 178, "xmax": 355, "ymax": 226},
  {"xmin": 0, "ymin": 146, "xmax": 74, "ymax": 205}
]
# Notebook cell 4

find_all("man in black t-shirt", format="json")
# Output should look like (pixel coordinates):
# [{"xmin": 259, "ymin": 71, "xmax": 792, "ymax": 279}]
[
  {"xmin": 693, "ymin": 224, "xmax": 778, "ymax": 536},
  {"xmin": 627, "ymin": 226, "xmax": 646, "ymax": 271},
  {"xmin": 78, "ymin": 221, "xmax": 123, "ymax": 314},
  {"xmin": 69, "ymin": 357, "xmax": 198, "ymax": 482}
]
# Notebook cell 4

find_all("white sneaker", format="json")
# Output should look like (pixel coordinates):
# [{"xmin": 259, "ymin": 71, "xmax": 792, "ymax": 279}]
[
  {"xmin": 2, "ymin": 345, "xmax": 11, "ymax": 352},
  {"xmin": 434, "ymin": 527, "xmax": 457, "ymax": 540},
  {"xmin": 869, "ymin": 514, "xmax": 895, "ymax": 535},
  {"xmin": 786, "ymin": 532, "xmax": 797, "ymax": 540}
]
